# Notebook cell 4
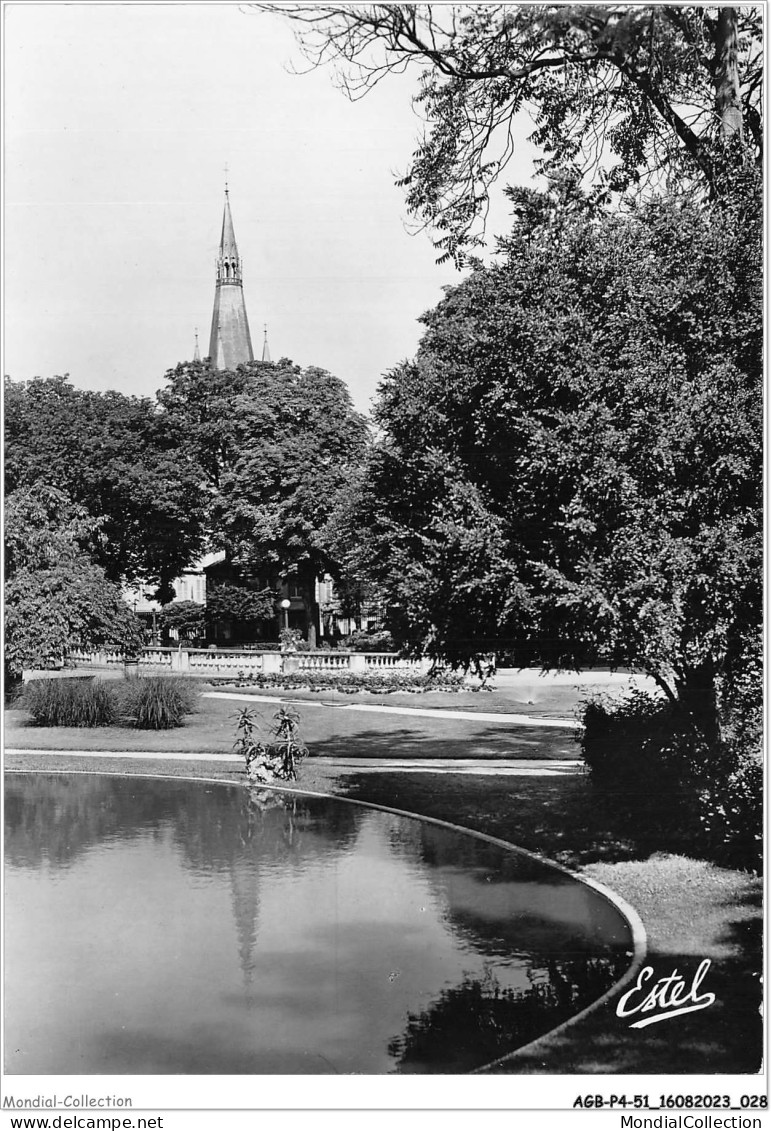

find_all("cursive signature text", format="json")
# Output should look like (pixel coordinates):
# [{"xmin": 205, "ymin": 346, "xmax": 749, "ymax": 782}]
[{"xmin": 616, "ymin": 959, "xmax": 715, "ymax": 1028}]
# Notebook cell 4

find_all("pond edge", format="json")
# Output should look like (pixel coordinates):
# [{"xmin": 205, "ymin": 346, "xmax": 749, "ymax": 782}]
[{"xmin": 6, "ymin": 767, "xmax": 648, "ymax": 1074}]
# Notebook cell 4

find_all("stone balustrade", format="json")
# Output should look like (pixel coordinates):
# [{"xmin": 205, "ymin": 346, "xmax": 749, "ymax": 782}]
[
  {"xmin": 364, "ymin": 652, "xmax": 425, "ymax": 669},
  {"xmin": 297, "ymin": 652, "xmax": 351, "ymax": 670},
  {"xmin": 66, "ymin": 647, "xmax": 432, "ymax": 676},
  {"xmin": 139, "ymin": 648, "xmax": 173, "ymax": 668}
]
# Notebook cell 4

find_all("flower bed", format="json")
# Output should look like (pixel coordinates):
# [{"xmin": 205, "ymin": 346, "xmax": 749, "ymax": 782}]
[{"xmin": 209, "ymin": 669, "xmax": 466, "ymax": 694}]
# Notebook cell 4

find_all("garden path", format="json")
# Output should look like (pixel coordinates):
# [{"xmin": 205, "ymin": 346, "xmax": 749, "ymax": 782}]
[
  {"xmin": 202, "ymin": 690, "xmax": 579, "ymax": 729},
  {"xmin": 4, "ymin": 747, "xmax": 582, "ymax": 776}
]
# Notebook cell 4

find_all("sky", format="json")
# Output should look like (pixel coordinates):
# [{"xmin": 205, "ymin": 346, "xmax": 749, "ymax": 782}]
[{"xmin": 4, "ymin": 2, "xmax": 538, "ymax": 414}]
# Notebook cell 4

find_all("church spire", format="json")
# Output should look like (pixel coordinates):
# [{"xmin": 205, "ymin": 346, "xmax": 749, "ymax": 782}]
[
  {"xmin": 193, "ymin": 327, "xmax": 201, "ymax": 362},
  {"xmin": 208, "ymin": 186, "xmax": 254, "ymax": 370},
  {"xmin": 261, "ymin": 324, "xmax": 271, "ymax": 363},
  {"xmin": 219, "ymin": 187, "xmax": 239, "ymax": 264}
]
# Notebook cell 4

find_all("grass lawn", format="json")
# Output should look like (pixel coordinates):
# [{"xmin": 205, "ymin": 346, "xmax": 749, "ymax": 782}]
[
  {"xmin": 4, "ymin": 676, "xmax": 762, "ymax": 1076},
  {"xmin": 5, "ymin": 690, "xmax": 580, "ymax": 760}
]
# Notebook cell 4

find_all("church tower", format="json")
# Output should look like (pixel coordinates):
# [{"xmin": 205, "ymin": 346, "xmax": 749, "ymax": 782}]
[{"xmin": 208, "ymin": 188, "xmax": 254, "ymax": 369}]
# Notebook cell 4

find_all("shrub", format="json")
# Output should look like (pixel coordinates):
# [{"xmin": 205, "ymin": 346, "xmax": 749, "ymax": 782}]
[
  {"xmin": 580, "ymin": 690, "xmax": 706, "ymax": 791},
  {"xmin": 119, "ymin": 676, "xmax": 199, "ymax": 730},
  {"xmin": 23, "ymin": 677, "xmax": 116, "ymax": 727},
  {"xmin": 580, "ymin": 689, "xmax": 763, "ymax": 871},
  {"xmin": 344, "ymin": 629, "xmax": 396, "ymax": 652},
  {"xmin": 698, "ymin": 752, "xmax": 763, "ymax": 870},
  {"xmin": 22, "ymin": 675, "xmax": 200, "ymax": 730}
]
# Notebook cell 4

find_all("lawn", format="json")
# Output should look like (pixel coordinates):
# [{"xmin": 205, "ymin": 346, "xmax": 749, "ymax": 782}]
[
  {"xmin": 4, "ymin": 673, "xmax": 762, "ymax": 1076},
  {"xmin": 5, "ymin": 688, "xmax": 580, "ymax": 760}
]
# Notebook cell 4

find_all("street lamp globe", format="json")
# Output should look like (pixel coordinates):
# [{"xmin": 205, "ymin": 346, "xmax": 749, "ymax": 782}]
[{"xmin": 280, "ymin": 598, "xmax": 291, "ymax": 634}]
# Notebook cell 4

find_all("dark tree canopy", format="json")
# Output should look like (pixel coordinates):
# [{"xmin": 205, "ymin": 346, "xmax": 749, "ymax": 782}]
[
  {"xmin": 5, "ymin": 375, "xmax": 207, "ymax": 600},
  {"xmin": 256, "ymin": 4, "xmax": 763, "ymax": 260},
  {"xmin": 333, "ymin": 168, "xmax": 761, "ymax": 741},
  {"xmin": 5, "ymin": 485, "xmax": 144, "ymax": 675},
  {"xmin": 205, "ymin": 582, "xmax": 276, "ymax": 625},
  {"xmin": 157, "ymin": 358, "xmax": 369, "ymax": 641},
  {"xmin": 159, "ymin": 600, "xmax": 206, "ymax": 641}
]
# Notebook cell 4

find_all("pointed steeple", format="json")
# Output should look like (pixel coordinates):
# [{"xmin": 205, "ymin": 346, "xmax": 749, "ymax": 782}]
[
  {"xmin": 193, "ymin": 327, "xmax": 201, "ymax": 362},
  {"xmin": 220, "ymin": 192, "xmax": 239, "ymax": 260},
  {"xmin": 261, "ymin": 324, "xmax": 271, "ymax": 363},
  {"xmin": 208, "ymin": 187, "xmax": 254, "ymax": 370}
]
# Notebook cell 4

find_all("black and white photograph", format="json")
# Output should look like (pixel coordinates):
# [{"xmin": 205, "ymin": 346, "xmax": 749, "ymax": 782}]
[{"xmin": 2, "ymin": 0, "xmax": 765, "ymax": 1121}]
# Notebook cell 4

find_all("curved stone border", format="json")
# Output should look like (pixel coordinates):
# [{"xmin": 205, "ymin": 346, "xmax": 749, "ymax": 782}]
[{"xmin": 8, "ymin": 767, "xmax": 648, "ymax": 1073}]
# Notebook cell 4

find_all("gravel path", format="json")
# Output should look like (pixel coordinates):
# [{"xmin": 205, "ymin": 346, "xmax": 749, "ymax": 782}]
[
  {"xmin": 5, "ymin": 747, "xmax": 583, "ymax": 776},
  {"xmin": 203, "ymin": 690, "xmax": 579, "ymax": 727}
]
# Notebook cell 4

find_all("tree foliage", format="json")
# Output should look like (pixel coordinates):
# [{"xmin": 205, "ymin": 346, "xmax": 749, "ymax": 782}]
[
  {"xmin": 157, "ymin": 358, "xmax": 369, "ymax": 638},
  {"xmin": 256, "ymin": 3, "xmax": 763, "ymax": 260},
  {"xmin": 4, "ymin": 375, "xmax": 207, "ymax": 600},
  {"xmin": 334, "ymin": 167, "xmax": 761, "ymax": 742},
  {"xmin": 159, "ymin": 601, "xmax": 206, "ymax": 640},
  {"xmin": 5, "ymin": 485, "xmax": 144, "ymax": 676},
  {"xmin": 205, "ymin": 582, "xmax": 276, "ymax": 625}
]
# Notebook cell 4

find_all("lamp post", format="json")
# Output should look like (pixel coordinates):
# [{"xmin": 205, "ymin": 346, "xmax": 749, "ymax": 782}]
[{"xmin": 279, "ymin": 598, "xmax": 297, "ymax": 672}]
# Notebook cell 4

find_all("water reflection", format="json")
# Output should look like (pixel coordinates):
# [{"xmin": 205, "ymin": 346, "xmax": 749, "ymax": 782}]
[
  {"xmin": 389, "ymin": 958, "xmax": 630, "ymax": 1073},
  {"xmin": 5, "ymin": 774, "xmax": 631, "ymax": 1074}
]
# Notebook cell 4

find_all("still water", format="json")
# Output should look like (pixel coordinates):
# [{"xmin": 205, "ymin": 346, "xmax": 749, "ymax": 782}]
[{"xmin": 5, "ymin": 773, "xmax": 632, "ymax": 1074}]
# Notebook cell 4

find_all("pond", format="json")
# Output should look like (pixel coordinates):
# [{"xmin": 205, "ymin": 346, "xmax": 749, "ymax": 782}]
[{"xmin": 5, "ymin": 773, "xmax": 634, "ymax": 1074}]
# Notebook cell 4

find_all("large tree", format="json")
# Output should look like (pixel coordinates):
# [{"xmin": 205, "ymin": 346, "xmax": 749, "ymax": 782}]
[
  {"xmin": 5, "ymin": 485, "xmax": 144, "ymax": 677},
  {"xmin": 256, "ymin": 4, "xmax": 762, "ymax": 260},
  {"xmin": 4, "ymin": 376, "xmax": 207, "ymax": 600},
  {"xmin": 333, "ymin": 167, "xmax": 761, "ymax": 744},
  {"xmin": 157, "ymin": 358, "xmax": 369, "ymax": 644}
]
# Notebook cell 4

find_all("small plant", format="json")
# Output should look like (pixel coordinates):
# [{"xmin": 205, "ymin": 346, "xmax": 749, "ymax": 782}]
[
  {"xmin": 233, "ymin": 706, "xmax": 263, "ymax": 773},
  {"xmin": 234, "ymin": 705, "xmax": 309, "ymax": 783},
  {"xmin": 279, "ymin": 627, "xmax": 306, "ymax": 651},
  {"xmin": 268, "ymin": 705, "xmax": 309, "ymax": 778},
  {"xmin": 119, "ymin": 676, "xmax": 199, "ymax": 730},
  {"xmin": 23, "ymin": 677, "xmax": 116, "ymax": 727}
]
